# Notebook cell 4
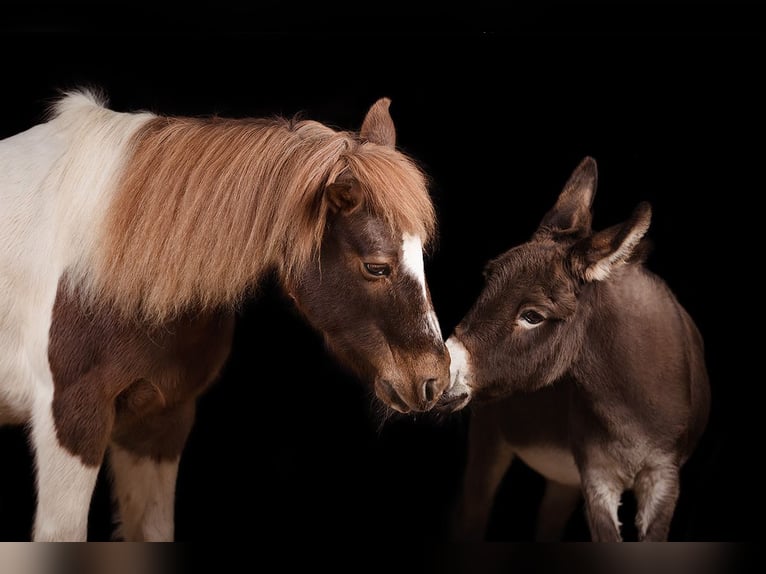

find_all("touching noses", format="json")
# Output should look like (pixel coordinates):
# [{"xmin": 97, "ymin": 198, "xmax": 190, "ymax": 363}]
[{"xmin": 376, "ymin": 355, "xmax": 451, "ymax": 413}]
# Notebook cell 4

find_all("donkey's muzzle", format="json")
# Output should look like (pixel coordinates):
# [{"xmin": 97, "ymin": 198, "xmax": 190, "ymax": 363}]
[
  {"xmin": 435, "ymin": 335, "xmax": 473, "ymax": 413},
  {"xmin": 435, "ymin": 387, "xmax": 471, "ymax": 413}
]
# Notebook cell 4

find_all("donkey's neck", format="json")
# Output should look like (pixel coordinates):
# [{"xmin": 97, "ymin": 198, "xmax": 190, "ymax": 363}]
[
  {"xmin": 572, "ymin": 266, "xmax": 658, "ymax": 379},
  {"xmin": 570, "ymin": 266, "xmax": 693, "ymax": 433}
]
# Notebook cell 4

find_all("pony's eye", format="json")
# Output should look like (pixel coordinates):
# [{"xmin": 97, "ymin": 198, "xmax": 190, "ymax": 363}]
[
  {"xmin": 520, "ymin": 309, "xmax": 545, "ymax": 325},
  {"xmin": 363, "ymin": 262, "xmax": 391, "ymax": 277}
]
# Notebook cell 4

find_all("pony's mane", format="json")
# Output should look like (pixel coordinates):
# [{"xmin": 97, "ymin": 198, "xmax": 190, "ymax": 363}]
[
  {"xmin": 47, "ymin": 86, "xmax": 110, "ymax": 120},
  {"xmin": 72, "ymin": 93, "xmax": 435, "ymax": 321}
]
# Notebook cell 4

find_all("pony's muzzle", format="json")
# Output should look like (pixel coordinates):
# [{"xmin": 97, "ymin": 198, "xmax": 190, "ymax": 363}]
[{"xmin": 375, "ymin": 375, "xmax": 449, "ymax": 414}]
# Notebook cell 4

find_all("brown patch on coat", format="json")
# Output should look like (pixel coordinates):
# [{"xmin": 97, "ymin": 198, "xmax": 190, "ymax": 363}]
[{"xmin": 49, "ymin": 280, "xmax": 235, "ymax": 466}]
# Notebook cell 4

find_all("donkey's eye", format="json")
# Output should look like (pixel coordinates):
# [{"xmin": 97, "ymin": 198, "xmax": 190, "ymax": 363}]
[
  {"xmin": 520, "ymin": 309, "xmax": 545, "ymax": 326},
  {"xmin": 363, "ymin": 262, "xmax": 392, "ymax": 277}
]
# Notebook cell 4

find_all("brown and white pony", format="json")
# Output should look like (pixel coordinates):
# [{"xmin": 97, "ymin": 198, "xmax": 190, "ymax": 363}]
[
  {"xmin": 439, "ymin": 157, "xmax": 710, "ymax": 541},
  {"xmin": 0, "ymin": 90, "xmax": 450, "ymax": 540}
]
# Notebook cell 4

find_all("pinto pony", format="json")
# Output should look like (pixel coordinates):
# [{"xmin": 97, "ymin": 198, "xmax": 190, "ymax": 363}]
[
  {"xmin": 441, "ymin": 157, "xmax": 710, "ymax": 541},
  {"xmin": 0, "ymin": 90, "xmax": 450, "ymax": 540}
]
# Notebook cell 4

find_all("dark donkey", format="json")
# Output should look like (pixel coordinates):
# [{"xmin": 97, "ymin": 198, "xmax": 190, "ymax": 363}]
[{"xmin": 440, "ymin": 157, "xmax": 710, "ymax": 541}]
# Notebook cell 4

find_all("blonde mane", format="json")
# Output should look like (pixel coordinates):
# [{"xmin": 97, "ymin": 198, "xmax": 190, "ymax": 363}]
[{"xmin": 83, "ymin": 105, "xmax": 435, "ymax": 321}]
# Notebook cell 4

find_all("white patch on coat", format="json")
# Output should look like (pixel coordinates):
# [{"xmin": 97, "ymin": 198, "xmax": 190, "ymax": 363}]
[
  {"xmin": 31, "ymin": 391, "xmax": 100, "ymax": 541},
  {"xmin": 0, "ymin": 90, "xmax": 154, "ymax": 540},
  {"xmin": 401, "ymin": 233, "xmax": 442, "ymax": 341},
  {"xmin": 1, "ymin": 91, "xmax": 152, "ymax": 416},
  {"xmin": 109, "ymin": 445, "xmax": 180, "ymax": 542}
]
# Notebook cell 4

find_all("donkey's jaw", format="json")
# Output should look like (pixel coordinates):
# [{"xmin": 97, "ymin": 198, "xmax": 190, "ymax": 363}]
[{"xmin": 442, "ymin": 336, "xmax": 473, "ymax": 412}]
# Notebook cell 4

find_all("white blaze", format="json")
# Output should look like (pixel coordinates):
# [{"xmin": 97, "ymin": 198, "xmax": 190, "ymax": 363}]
[{"xmin": 401, "ymin": 233, "xmax": 442, "ymax": 342}]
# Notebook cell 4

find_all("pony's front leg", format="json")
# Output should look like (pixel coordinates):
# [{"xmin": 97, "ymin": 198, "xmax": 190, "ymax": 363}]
[
  {"xmin": 108, "ymin": 402, "xmax": 196, "ymax": 542},
  {"xmin": 108, "ymin": 446, "xmax": 180, "ymax": 542},
  {"xmin": 31, "ymin": 388, "xmax": 106, "ymax": 541}
]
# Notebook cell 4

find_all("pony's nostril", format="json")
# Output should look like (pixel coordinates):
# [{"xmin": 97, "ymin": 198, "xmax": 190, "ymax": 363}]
[
  {"xmin": 380, "ymin": 379, "xmax": 410, "ymax": 413},
  {"xmin": 423, "ymin": 378, "xmax": 439, "ymax": 403}
]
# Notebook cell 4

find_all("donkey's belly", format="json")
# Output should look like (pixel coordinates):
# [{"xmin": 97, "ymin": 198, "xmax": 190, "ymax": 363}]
[
  {"xmin": 490, "ymin": 382, "xmax": 581, "ymax": 486},
  {"xmin": 513, "ymin": 445, "xmax": 581, "ymax": 487}
]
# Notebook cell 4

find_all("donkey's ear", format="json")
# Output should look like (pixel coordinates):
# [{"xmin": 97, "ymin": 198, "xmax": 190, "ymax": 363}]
[
  {"xmin": 538, "ymin": 156, "xmax": 598, "ymax": 236},
  {"xmin": 325, "ymin": 179, "xmax": 363, "ymax": 214},
  {"xmin": 360, "ymin": 97, "xmax": 396, "ymax": 148},
  {"xmin": 571, "ymin": 202, "xmax": 652, "ymax": 282}
]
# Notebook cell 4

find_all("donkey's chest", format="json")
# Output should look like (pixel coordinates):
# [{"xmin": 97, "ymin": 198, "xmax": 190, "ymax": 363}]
[
  {"xmin": 487, "ymin": 382, "xmax": 581, "ymax": 486},
  {"xmin": 512, "ymin": 445, "xmax": 581, "ymax": 486}
]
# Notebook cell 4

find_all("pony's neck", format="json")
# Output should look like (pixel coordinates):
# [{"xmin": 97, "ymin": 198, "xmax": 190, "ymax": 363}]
[{"xmin": 85, "ymin": 114, "xmax": 348, "ymax": 322}]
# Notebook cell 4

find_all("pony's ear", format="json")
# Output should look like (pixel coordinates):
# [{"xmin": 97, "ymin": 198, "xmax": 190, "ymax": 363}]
[
  {"xmin": 360, "ymin": 97, "xmax": 396, "ymax": 148},
  {"xmin": 538, "ymin": 156, "xmax": 598, "ymax": 236},
  {"xmin": 325, "ymin": 179, "xmax": 363, "ymax": 214},
  {"xmin": 570, "ymin": 202, "xmax": 652, "ymax": 282}
]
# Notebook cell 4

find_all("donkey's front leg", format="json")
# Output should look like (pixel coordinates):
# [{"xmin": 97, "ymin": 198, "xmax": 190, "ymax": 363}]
[
  {"xmin": 452, "ymin": 409, "xmax": 515, "ymax": 541},
  {"xmin": 31, "ymin": 389, "xmax": 106, "ymax": 541},
  {"xmin": 581, "ymin": 468, "xmax": 624, "ymax": 542},
  {"xmin": 634, "ymin": 459, "xmax": 680, "ymax": 541},
  {"xmin": 535, "ymin": 480, "xmax": 581, "ymax": 541}
]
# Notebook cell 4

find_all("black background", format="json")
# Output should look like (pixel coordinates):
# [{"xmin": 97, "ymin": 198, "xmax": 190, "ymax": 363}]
[{"xmin": 0, "ymin": 3, "xmax": 758, "ymax": 544}]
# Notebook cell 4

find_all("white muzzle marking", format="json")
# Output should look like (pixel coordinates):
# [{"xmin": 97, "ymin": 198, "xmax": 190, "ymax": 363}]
[{"xmin": 445, "ymin": 336, "xmax": 473, "ymax": 400}]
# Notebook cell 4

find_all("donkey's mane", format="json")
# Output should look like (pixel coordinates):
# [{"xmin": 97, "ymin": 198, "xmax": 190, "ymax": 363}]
[{"xmin": 56, "ymin": 90, "xmax": 436, "ymax": 321}]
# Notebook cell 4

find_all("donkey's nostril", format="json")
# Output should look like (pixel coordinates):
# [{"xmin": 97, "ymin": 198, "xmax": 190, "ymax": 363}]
[{"xmin": 423, "ymin": 378, "xmax": 439, "ymax": 403}]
